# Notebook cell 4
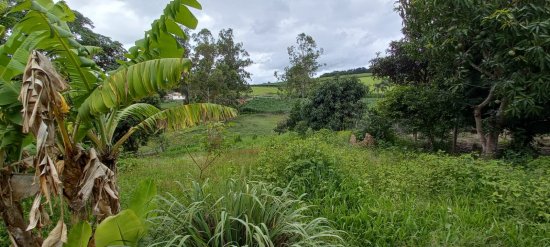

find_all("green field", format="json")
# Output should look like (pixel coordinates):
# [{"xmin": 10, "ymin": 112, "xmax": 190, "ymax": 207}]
[
  {"xmin": 254, "ymin": 73, "xmax": 381, "ymax": 92},
  {"xmin": 250, "ymin": 85, "xmax": 279, "ymax": 96}
]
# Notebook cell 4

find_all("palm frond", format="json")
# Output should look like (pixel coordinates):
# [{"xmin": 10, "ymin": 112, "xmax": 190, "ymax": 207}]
[
  {"xmin": 136, "ymin": 103, "xmax": 237, "ymax": 132},
  {"xmin": 78, "ymin": 58, "xmax": 191, "ymax": 118},
  {"xmin": 125, "ymin": 0, "xmax": 202, "ymax": 64},
  {"xmin": 0, "ymin": 0, "xmax": 100, "ymax": 96}
]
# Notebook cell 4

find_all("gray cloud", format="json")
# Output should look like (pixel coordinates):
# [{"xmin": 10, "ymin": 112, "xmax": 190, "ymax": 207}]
[{"xmin": 65, "ymin": 0, "xmax": 402, "ymax": 84}]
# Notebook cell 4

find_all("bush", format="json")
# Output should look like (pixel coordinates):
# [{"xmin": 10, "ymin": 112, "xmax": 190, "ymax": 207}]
[
  {"xmin": 147, "ymin": 180, "xmax": 344, "ymax": 246},
  {"xmin": 257, "ymin": 135, "xmax": 343, "ymax": 199},
  {"xmin": 279, "ymin": 77, "xmax": 367, "ymax": 132},
  {"xmin": 354, "ymin": 107, "xmax": 395, "ymax": 142}
]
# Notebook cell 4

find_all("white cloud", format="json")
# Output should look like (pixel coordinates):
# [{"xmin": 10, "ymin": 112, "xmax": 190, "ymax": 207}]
[{"xmin": 65, "ymin": 0, "xmax": 403, "ymax": 84}]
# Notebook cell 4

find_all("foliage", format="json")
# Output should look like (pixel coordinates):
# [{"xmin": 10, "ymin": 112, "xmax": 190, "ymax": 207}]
[
  {"xmin": 257, "ymin": 134, "xmax": 343, "ymax": 198},
  {"xmin": 279, "ymin": 76, "xmax": 367, "ymax": 132},
  {"xmin": 66, "ymin": 180, "xmax": 157, "ymax": 247},
  {"xmin": 0, "ymin": 0, "xmax": 239, "ymax": 246},
  {"xmin": 185, "ymin": 28, "xmax": 252, "ymax": 106},
  {"xmin": 253, "ymin": 132, "xmax": 550, "ymax": 246},
  {"xmin": 395, "ymin": 0, "xmax": 550, "ymax": 156},
  {"xmin": 320, "ymin": 67, "xmax": 370, "ymax": 78},
  {"xmin": 186, "ymin": 122, "xmax": 229, "ymax": 179},
  {"xmin": 114, "ymin": 95, "xmax": 162, "ymax": 153},
  {"xmin": 370, "ymin": 40, "xmax": 429, "ymax": 85},
  {"xmin": 354, "ymin": 107, "xmax": 395, "ymax": 142},
  {"xmin": 147, "ymin": 180, "xmax": 344, "ymax": 246},
  {"xmin": 276, "ymin": 33, "xmax": 324, "ymax": 98},
  {"xmin": 377, "ymin": 86, "xmax": 463, "ymax": 148}
]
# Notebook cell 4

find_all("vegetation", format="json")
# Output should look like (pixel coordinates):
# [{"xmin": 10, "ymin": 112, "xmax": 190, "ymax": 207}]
[
  {"xmin": 239, "ymin": 97, "xmax": 294, "ymax": 114},
  {"xmin": 371, "ymin": 0, "xmax": 550, "ymax": 157},
  {"xmin": 0, "ymin": 0, "xmax": 235, "ymax": 245},
  {"xmin": 276, "ymin": 33, "xmax": 324, "ymax": 98},
  {"xmin": 277, "ymin": 77, "xmax": 367, "ymax": 132},
  {"xmin": 1, "ymin": 0, "xmax": 550, "ymax": 246},
  {"xmin": 320, "ymin": 67, "xmax": 370, "ymax": 78},
  {"xmin": 147, "ymin": 180, "xmax": 344, "ymax": 246},
  {"xmin": 185, "ymin": 28, "xmax": 253, "ymax": 106}
]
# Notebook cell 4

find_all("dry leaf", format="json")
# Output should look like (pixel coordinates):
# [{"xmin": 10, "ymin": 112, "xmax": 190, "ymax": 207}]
[
  {"xmin": 77, "ymin": 148, "xmax": 119, "ymax": 218},
  {"xmin": 26, "ymin": 194, "xmax": 42, "ymax": 231},
  {"xmin": 19, "ymin": 51, "xmax": 68, "ymax": 231},
  {"xmin": 41, "ymin": 220, "xmax": 67, "ymax": 247}
]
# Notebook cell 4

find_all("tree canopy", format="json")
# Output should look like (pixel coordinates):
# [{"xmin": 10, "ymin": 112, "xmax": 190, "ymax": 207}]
[
  {"xmin": 276, "ymin": 33, "xmax": 324, "ymax": 98},
  {"xmin": 372, "ymin": 0, "xmax": 550, "ymax": 156}
]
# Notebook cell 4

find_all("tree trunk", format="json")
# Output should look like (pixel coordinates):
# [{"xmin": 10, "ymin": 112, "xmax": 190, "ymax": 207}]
[
  {"xmin": 452, "ymin": 125, "xmax": 458, "ymax": 154},
  {"xmin": 0, "ymin": 169, "xmax": 42, "ymax": 247},
  {"xmin": 474, "ymin": 87, "xmax": 506, "ymax": 158}
]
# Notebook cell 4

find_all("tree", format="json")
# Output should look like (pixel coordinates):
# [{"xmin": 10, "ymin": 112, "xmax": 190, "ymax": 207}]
[
  {"xmin": 369, "ymin": 40, "xmax": 470, "ymax": 151},
  {"xmin": 67, "ymin": 11, "xmax": 127, "ymax": 71},
  {"xmin": 279, "ymin": 77, "xmax": 367, "ymax": 132},
  {"xmin": 276, "ymin": 33, "xmax": 324, "ymax": 98},
  {"xmin": 186, "ymin": 28, "xmax": 252, "ymax": 106},
  {"xmin": 319, "ymin": 67, "xmax": 370, "ymax": 78},
  {"xmin": 0, "ymin": 1, "xmax": 237, "ymax": 245},
  {"xmin": 378, "ymin": 86, "xmax": 463, "ymax": 149},
  {"xmin": 390, "ymin": 0, "xmax": 550, "ymax": 157},
  {"xmin": 215, "ymin": 28, "xmax": 253, "ymax": 105}
]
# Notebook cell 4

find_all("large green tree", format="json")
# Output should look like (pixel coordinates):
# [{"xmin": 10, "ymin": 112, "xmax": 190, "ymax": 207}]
[
  {"xmin": 395, "ymin": 0, "xmax": 550, "ymax": 157},
  {"xmin": 186, "ymin": 28, "xmax": 252, "ymax": 106},
  {"xmin": 276, "ymin": 33, "xmax": 324, "ymax": 98}
]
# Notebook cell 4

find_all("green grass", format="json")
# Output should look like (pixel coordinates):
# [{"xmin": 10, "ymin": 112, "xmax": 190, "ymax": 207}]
[
  {"xmin": 240, "ymin": 96, "xmax": 295, "ymax": 113},
  {"xmin": 228, "ymin": 113, "xmax": 286, "ymax": 137},
  {"xmin": 119, "ymin": 129, "xmax": 550, "ymax": 246},
  {"xmin": 250, "ymin": 85, "xmax": 279, "ymax": 96},
  {"xmin": 316, "ymin": 73, "xmax": 381, "ymax": 89}
]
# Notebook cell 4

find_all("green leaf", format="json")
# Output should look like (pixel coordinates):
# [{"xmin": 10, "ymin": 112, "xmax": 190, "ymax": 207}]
[
  {"xmin": 128, "ymin": 179, "xmax": 157, "ymax": 219},
  {"xmin": 94, "ymin": 210, "xmax": 146, "ymax": 247},
  {"xmin": 78, "ymin": 58, "xmax": 191, "ymax": 118},
  {"xmin": 66, "ymin": 221, "xmax": 92, "ymax": 247}
]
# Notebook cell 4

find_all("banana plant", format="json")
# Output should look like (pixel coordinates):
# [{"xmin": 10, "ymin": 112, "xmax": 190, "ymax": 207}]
[{"xmin": 0, "ymin": 0, "xmax": 237, "ymax": 246}]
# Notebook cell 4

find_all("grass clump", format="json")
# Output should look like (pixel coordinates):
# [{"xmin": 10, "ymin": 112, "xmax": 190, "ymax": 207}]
[{"xmin": 146, "ymin": 180, "xmax": 344, "ymax": 247}]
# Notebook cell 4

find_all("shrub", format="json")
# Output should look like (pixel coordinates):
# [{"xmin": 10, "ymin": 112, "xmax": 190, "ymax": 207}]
[
  {"xmin": 147, "ymin": 180, "xmax": 344, "ymax": 246},
  {"xmin": 354, "ymin": 107, "xmax": 395, "ymax": 143},
  {"xmin": 279, "ymin": 77, "xmax": 367, "ymax": 132},
  {"xmin": 257, "ymin": 135, "xmax": 343, "ymax": 199}
]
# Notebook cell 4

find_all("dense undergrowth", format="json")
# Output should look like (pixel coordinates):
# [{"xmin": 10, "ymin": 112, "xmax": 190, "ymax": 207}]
[
  {"xmin": 5, "ymin": 123, "xmax": 547, "ymax": 246},
  {"xmin": 256, "ymin": 131, "xmax": 550, "ymax": 246}
]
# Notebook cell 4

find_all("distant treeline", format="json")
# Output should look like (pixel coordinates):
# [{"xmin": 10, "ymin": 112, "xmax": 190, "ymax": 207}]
[{"xmin": 319, "ymin": 67, "xmax": 371, "ymax": 78}]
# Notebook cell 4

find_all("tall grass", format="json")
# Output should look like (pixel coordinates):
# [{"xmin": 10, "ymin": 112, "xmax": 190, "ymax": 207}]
[{"xmin": 146, "ymin": 180, "xmax": 344, "ymax": 246}]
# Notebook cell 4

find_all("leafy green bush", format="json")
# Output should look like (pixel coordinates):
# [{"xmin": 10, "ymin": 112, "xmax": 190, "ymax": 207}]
[
  {"xmin": 257, "ymin": 134, "xmax": 343, "ymax": 198},
  {"xmin": 354, "ymin": 107, "xmax": 395, "ymax": 142},
  {"xmin": 279, "ymin": 77, "xmax": 367, "ymax": 132},
  {"xmin": 146, "ymin": 180, "xmax": 344, "ymax": 246},
  {"xmin": 254, "ymin": 134, "xmax": 550, "ymax": 246}
]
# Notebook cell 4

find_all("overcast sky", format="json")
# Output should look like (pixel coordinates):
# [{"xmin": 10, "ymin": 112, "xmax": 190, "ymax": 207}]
[{"xmin": 64, "ymin": 0, "xmax": 403, "ymax": 84}]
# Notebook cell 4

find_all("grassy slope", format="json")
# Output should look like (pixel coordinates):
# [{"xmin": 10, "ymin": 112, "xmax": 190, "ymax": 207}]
[
  {"xmin": 117, "ymin": 78, "xmax": 549, "ymax": 246},
  {"xmin": 119, "ymin": 124, "xmax": 550, "ymax": 246}
]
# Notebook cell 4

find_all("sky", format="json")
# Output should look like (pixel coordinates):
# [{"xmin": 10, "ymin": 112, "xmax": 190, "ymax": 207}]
[{"xmin": 64, "ymin": 0, "xmax": 403, "ymax": 84}]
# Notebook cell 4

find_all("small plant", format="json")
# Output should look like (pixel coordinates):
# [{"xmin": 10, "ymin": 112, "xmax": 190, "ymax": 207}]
[
  {"xmin": 186, "ymin": 122, "xmax": 228, "ymax": 180},
  {"xmin": 147, "ymin": 180, "xmax": 344, "ymax": 246}
]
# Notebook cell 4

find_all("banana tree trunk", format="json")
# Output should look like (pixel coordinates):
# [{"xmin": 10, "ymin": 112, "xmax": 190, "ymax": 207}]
[{"xmin": 0, "ymin": 170, "xmax": 42, "ymax": 246}]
